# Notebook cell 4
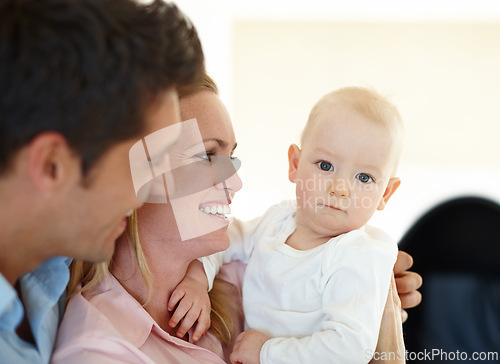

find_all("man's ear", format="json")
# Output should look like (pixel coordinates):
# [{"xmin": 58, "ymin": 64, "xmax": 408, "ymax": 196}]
[
  {"xmin": 288, "ymin": 144, "xmax": 301, "ymax": 183},
  {"xmin": 377, "ymin": 177, "xmax": 401, "ymax": 211},
  {"xmin": 28, "ymin": 132, "xmax": 79, "ymax": 194}
]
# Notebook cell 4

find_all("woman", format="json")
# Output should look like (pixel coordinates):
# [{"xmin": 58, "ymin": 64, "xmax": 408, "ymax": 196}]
[{"xmin": 52, "ymin": 74, "xmax": 421, "ymax": 363}]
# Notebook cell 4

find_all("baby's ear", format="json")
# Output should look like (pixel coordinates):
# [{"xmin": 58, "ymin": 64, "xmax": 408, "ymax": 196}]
[
  {"xmin": 287, "ymin": 144, "xmax": 301, "ymax": 183},
  {"xmin": 377, "ymin": 177, "xmax": 401, "ymax": 211}
]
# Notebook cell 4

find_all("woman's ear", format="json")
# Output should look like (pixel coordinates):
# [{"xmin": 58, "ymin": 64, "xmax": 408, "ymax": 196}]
[
  {"xmin": 288, "ymin": 144, "xmax": 301, "ymax": 183},
  {"xmin": 28, "ymin": 132, "xmax": 79, "ymax": 194},
  {"xmin": 377, "ymin": 177, "xmax": 401, "ymax": 211}
]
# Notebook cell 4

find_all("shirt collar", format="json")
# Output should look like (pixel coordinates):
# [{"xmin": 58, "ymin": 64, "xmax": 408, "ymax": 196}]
[
  {"xmin": 0, "ymin": 257, "xmax": 71, "ymax": 362},
  {"xmin": 22, "ymin": 256, "xmax": 71, "ymax": 299},
  {"xmin": 85, "ymin": 274, "xmax": 154, "ymax": 348},
  {"xmin": 75, "ymin": 272, "xmax": 226, "ymax": 362},
  {"xmin": 0, "ymin": 257, "xmax": 70, "ymax": 333},
  {"xmin": 0, "ymin": 273, "xmax": 23, "ymax": 332},
  {"xmin": 19, "ymin": 256, "xmax": 70, "ymax": 360}
]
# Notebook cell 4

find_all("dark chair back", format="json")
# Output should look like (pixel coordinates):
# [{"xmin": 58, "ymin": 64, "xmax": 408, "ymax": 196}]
[{"xmin": 398, "ymin": 196, "xmax": 500, "ymax": 363}]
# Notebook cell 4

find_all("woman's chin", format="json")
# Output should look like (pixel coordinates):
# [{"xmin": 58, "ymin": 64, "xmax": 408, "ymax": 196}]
[{"xmin": 202, "ymin": 227, "xmax": 231, "ymax": 254}]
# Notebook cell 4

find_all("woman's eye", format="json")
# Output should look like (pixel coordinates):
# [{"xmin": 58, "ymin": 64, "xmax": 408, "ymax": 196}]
[
  {"xmin": 194, "ymin": 152, "xmax": 212, "ymax": 161},
  {"xmin": 317, "ymin": 161, "xmax": 334, "ymax": 172},
  {"xmin": 356, "ymin": 173, "xmax": 373, "ymax": 183}
]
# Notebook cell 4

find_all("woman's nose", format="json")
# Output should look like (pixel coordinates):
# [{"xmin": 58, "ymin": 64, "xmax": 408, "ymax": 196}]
[
  {"xmin": 212, "ymin": 156, "xmax": 243, "ymax": 194},
  {"xmin": 217, "ymin": 170, "xmax": 243, "ymax": 194}
]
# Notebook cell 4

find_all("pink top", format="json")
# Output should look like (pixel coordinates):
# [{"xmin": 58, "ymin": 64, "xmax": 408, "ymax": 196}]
[{"xmin": 51, "ymin": 263, "xmax": 245, "ymax": 364}]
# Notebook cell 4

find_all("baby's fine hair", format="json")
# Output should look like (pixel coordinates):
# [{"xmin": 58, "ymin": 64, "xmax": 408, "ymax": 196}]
[{"xmin": 301, "ymin": 86, "xmax": 404, "ymax": 174}]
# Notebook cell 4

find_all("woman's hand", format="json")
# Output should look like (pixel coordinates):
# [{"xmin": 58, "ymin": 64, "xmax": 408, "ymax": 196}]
[
  {"xmin": 168, "ymin": 261, "xmax": 211, "ymax": 341},
  {"xmin": 393, "ymin": 251, "xmax": 423, "ymax": 322},
  {"xmin": 368, "ymin": 250, "xmax": 423, "ymax": 363},
  {"xmin": 369, "ymin": 274, "xmax": 405, "ymax": 364},
  {"xmin": 230, "ymin": 329, "xmax": 269, "ymax": 364}
]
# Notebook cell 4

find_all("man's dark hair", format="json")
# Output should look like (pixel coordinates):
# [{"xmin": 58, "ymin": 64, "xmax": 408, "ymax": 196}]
[{"xmin": 0, "ymin": 0, "xmax": 204, "ymax": 175}]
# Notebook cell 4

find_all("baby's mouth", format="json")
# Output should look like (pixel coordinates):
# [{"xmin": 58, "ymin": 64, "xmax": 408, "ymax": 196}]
[{"xmin": 199, "ymin": 203, "xmax": 231, "ymax": 219}]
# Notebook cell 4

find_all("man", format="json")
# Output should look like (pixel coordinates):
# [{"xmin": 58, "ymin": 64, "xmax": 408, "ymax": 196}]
[{"xmin": 0, "ymin": 0, "xmax": 204, "ymax": 362}]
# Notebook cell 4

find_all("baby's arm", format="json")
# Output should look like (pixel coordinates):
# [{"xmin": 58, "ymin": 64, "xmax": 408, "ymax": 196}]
[
  {"xmin": 230, "ymin": 329, "xmax": 270, "ymax": 364},
  {"xmin": 168, "ymin": 260, "xmax": 210, "ymax": 341},
  {"xmin": 168, "ymin": 215, "xmax": 268, "ymax": 340},
  {"xmin": 202, "ymin": 215, "xmax": 264, "ymax": 287}
]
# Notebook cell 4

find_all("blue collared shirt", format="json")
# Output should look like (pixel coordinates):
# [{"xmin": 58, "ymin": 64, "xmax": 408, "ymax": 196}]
[{"xmin": 0, "ymin": 257, "xmax": 70, "ymax": 364}]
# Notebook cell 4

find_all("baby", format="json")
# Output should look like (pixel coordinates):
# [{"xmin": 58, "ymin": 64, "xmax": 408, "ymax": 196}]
[{"xmin": 175, "ymin": 86, "xmax": 404, "ymax": 363}]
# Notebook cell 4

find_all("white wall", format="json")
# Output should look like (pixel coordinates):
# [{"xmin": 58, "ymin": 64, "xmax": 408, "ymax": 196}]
[{"xmin": 175, "ymin": 0, "xmax": 500, "ymax": 240}]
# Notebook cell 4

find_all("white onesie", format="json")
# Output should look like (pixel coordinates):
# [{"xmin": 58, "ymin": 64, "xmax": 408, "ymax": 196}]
[{"xmin": 203, "ymin": 201, "xmax": 397, "ymax": 364}]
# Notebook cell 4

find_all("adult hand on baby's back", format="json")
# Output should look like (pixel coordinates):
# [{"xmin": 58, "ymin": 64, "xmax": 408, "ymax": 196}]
[
  {"xmin": 230, "ymin": 329, "xmax": 269, "ymax": 364},
  {"xmin": 394, "ymin": 250, "xmax": 423, "ymax": 322}
]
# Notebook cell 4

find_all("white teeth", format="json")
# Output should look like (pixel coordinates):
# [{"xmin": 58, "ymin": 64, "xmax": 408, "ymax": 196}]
[
  {"xmin": 126, "ymin": 210, "xmax": 134, "ymax": 217},
  {"xmin": 199, "ymin": 204, "xmax": 231, "ymax": 218}
]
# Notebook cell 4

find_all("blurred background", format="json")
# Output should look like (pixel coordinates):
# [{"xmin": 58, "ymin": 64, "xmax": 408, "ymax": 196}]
[{"xmin": 172, "ymin": 0, "xmax": 500, "ymax": 241}]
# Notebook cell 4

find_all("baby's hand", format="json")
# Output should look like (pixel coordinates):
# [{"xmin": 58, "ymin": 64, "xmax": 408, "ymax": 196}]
[
  {"xmin": 168, "ymin": 274, "xmax": 211, "ymax": 341},
  {"xmin": 230, "ymin": 329, "xmax": 269, "ymax": 364}
]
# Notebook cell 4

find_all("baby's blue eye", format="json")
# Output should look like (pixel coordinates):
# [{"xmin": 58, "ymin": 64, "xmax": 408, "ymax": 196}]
[
  {"xmin": 317, "ymin": 161, "xmax": 334, "ymax": 172},
  {"xmin": 356, "ymin": 173, "xmax": 373, "ymax": 183}
]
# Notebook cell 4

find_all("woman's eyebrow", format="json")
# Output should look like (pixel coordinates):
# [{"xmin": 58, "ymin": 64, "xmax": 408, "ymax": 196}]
[
  {"xmin": 203, "ymin": 138, "xmax": 238, "ymax": 152},
  {"xmin": 202, "ymin": 138, "xmax": 227, "ymax": 147},
  {"xmin": 184, "ymin": 138, "xmax": 236, "ymax": 152}
]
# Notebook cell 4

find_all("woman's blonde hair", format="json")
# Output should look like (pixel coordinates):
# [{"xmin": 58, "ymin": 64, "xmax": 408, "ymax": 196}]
[
  {"xmin": 68, "ymin": 72, "xmax": 238, "ymax": 345},
  {"xmin": 67, "ymin": 210, "xmax": 151, "ymax": 300}
]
